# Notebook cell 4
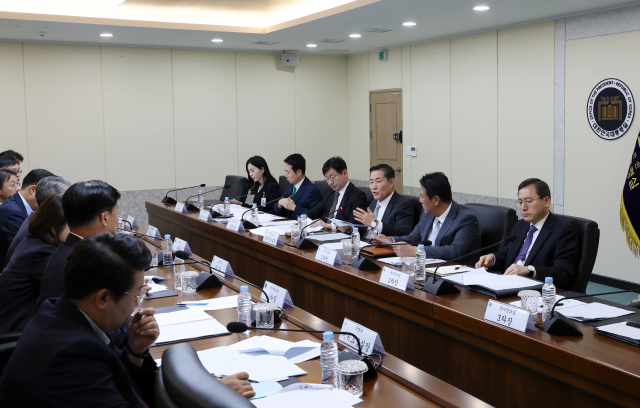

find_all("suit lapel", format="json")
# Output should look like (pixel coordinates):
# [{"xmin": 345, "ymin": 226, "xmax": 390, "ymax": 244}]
[
  {"xmin": 381, "ymin": 193, "xmax": 397, "ymax": 224},
  {"xmin": 524, "ymin": 213, "xmax": 555, "ymax": 265},
  {"xmin": 434, "ymin": 201, "xmax": 457, "ymax": 246},
  {"xmin": 292, "ymin": 178, "xmax": 308, "ymax": 203},
  {"xmin": 420, "ymin": 213, "xmax": 435, "ymax": 243},
  {"xmin": 12, "ymin": 192, "xmax": 26, "ymax": 215},
  {"xmin": 336, "ymin": 183, "xmax": 353, "ymax": 219}
]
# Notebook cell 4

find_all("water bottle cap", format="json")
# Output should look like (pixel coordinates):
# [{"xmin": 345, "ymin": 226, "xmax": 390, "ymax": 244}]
[
  {"xmin": 164, "ymin": 234, "xmax": 170, "ymax": 239},
  {"xmin": 225, "ymin": 197, "xmax": 229, "ymax": 200},
  {"xmin": 418, "ymin": 244, "xmax": 425, "ymax": 249},
  {"xmin": 353, "ymin": 227, "xmax": 358, "ymax": 232},
  {"xmin": 199, "ymin": 190, "xmax": 202, "ymax": 193},
  {"xmin": 301, "ymin": 214, "xmax": 307, "ymax": 218},
  {"xmin": 323, "ymin": 331, "xmax": 334, "ymax": 340},
  {"xmin": 240, "ymin": 285, "xmax": 249, "ymax": 291},
  {"xmin": 118, "ymin": 217, "xmax": 122, "ymax": 221},
  {"xmin": 253, "ymin": 203, "xmax": 257, "ymax": 207},
  {"xmin": 545, "ymin": 277, "xmax": 553, "ymax": 283}
]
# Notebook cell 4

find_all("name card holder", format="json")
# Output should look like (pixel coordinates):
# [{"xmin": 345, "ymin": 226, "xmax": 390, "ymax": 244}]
[
  {"xmin": 261, "ymin": 280, "xmax": 294, "ymax": 309},
  {"xmin": 339, "ymin": 318, "xmax": 385, "ymax": 355},
  {"xmin": 379, "ymin": 267, "xmax": 415, "ymax": 291},
  {"xmin": 315, "ymin": 247, "xmax": 342, "ymax": 266},
  {"xmin": 172, "ymin": 237, "xmax": 192, "ymax": 256},
  {"xmin": 146, "ymin": 225, "xmax": 162, "ymax": 240},
  {"xmin": 484, "ymin": 299, "xmax": 536, "ymax": 333},
  {"xmin": 174, "ymin": 203, "xmax": 188, "ymax": 214},
  {"xmin": 211, "ymin": 256, "xmax": 234, "ymax": 278},
  {"xmin": 263, "ymin": 229, "xmax": 284, "ymax": 246},
  {"xmin": 126, "ymin": 215, "xmax": 139, "ymax": 229},
  {"xmin": 198, "ymin": 210, "xmax": 214, "ymax": 223},
  {"xmin": 226, "ymin": 219, "xmax": 245, "ymax": 233}
]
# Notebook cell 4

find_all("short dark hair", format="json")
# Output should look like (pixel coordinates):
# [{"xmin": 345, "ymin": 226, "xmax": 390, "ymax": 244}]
[
  {"xmin": 322, "ymin": 156, "xmax": 347, "ymax": 175},
  {"xmin": 64, "ymin": 233, "xmax": 151, "ymax": 301},
  {"xmin": 0, "ymin": 156, "xmax": 19, "ymax": 169},
  {"xmin": 36, "ymin": 176, "xmax": 72, "ymax": 206},
  {"xmin": 284, "ymin": 153, "xmax": 306, "ymax": 175},
  {"xmin": 63, "ymin": 180, "xmax": 121, "ymax": 229},
  {"xmin": 419, "ymin": 172, "xmax": 452, "ymax": 203},
  {"xmin": 0, "ymin": 169, "xmax": 17, "ymax": 187},
  {"xmin": 0, "ymin": 150, "xmax": 24, "ymax": 163},
  {"xmin": 518, "ymin": 178, "xmax": 551, "ymax": 199},
  {"xmin": 28, "ymin": 195, "xmax": 67, "ymax": 246},
  {"xmin": 369, "ymin": 164, "xmax": 395, "ymax": 180},
  {"xmin": 22, "ymin": 169, "xmax": 54, "ymax": 188}
]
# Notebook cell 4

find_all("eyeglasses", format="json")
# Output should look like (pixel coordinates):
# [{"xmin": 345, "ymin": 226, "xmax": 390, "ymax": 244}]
[
  {"xmin": 324, "ymin": 175, "xmax": 339, "ymax": 183},
  {"xmin": 125, "ymin": 291, "xmax": 147, "ymax": 305},
  {"xmin": 516, "ymin": 198, "xmax": 542, "ymax": 207}
]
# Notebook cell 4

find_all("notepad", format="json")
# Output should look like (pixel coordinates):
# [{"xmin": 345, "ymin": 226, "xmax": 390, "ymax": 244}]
[
  {"xmin": 154, "ymin": 318, "xmax": 229, "ymax": 345},
  {"xmin": 559, "ymin": 302, "xmax": 634, "ymax": 322},
  {"xmin": 594, "ymin": 322, "xmax": 640, "ymax": 346}
]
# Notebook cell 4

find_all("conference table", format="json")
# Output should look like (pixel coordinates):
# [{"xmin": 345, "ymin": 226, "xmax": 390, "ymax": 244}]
[
  {"xmin": 142, "ymin": 233, "xmax": 490, "ymax": 407},
  {"xmin": 146, "ymin": 201, "xmax": 640, "ymax": 408}
]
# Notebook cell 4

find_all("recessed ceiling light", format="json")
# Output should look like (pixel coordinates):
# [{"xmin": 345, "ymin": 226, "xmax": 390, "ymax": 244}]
[
  {"xmin": 473, "ymin": 6, "xmax": 490, "ymax": 11},
  {"xmin": 307, "ymin": 44, "xmax": 317, "ymax": 48},
  {"xmin": 100, "ymin": 33, "xmax": 113, "ymax": 37},
  {"xmin": 403, "ymin": 22, "xmax": 416, "ymax": 26},
  {"xmin": 211, "ymin": 39, "xmax": 223, "ymax": 42},
  {"xmin": 349, "ymin": 34, "xmax": 361, "ymax": 38}
]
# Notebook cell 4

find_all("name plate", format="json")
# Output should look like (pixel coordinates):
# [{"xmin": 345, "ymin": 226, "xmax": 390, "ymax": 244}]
[
  {"xmin": 198, "ymin": 209, "xmax": 213, "ymax": 222},
  {"xmin": 315, "ymin": 247, "xmax": 342, "ymax": 266},
  {"xmin": 263, "ymin": 229, "xmax": 283, "ymax": 246},
  {"xmin": 261, "ymin": 280, "xmax": 294, "ymax": 309},
  {"xmin": 146, "ymin": 225, "xmax": 162, "ymax": 240},
  {"xmin": 174, "ymin": 203, "xmax": 188, "ymax": 214},
  {"xmin": 211, "ymin": 255, "xmax": 234, "ymax": 278},
  {"xmin": 172, "ymin": 237, "xmax": 192, "ymax": 255},
  {"xmin": 484, "ymin": 299, "xmax": 535, "ymax": 333},
  {"xmin": 379, "ymin": 267, "xmax": 415, "ymax": 291},
  {"xmin": 126, "ymin": 215, "xmax": 139, "ymax": 229},
  {"xmin": 226, "ymin": 219, "xmax": 245, "ymax": 233},
  {"xmin": 339, "ymin": 318, "xmax": 385, "ymax": 355}
]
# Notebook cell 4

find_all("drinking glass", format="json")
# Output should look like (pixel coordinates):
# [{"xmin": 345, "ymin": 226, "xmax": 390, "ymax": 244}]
[{"xmin": 180, "ymin": 272, "xmax": 199, "ymax": 294}]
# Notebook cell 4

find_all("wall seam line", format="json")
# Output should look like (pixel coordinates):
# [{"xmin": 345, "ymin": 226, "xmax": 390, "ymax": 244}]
[
  {"xmin": 235, "ymin": 52, "xmax": 240, "ymax": 175},
  {"xmin": 170, "ymin": 48, "xmax": 177, "ymax": 190},
  {"xmin": 21, "ymin": 42, "xmax": 30, "ymax": 172},
  {"xmin": 99, "ymin": 46, "xmax": 108, "ymax": 181}
]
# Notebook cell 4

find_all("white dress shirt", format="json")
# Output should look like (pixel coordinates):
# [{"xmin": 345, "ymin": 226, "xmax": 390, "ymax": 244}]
[
  {"xmin": 293, "ymin": 177, "xmax": 305, "ymax": 195},
  {"xmin": 17, "ymin": 191, "xmax": 33, "ymax": 217},
  {"xmin": 330, "ymin": 181, "xmax": 351, "ymax": 231},
  {"xmin": 373, "ymin": 191, "xmax": 395, "ymax": 233},
  {"xmin": 78, "ymin": 309, "xmax": 110, "ymax": 345},
  {"xmin": 427, "ymin": 202, "xmax": 452, "ymax": 245}
]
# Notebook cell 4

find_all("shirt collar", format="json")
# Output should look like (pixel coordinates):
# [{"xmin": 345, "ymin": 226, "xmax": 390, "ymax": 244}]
[
  {"xmin": 377, "ymin": 191, "xmax": 394, "ymax": 207},
  {"xmin": 78, "ymin": 309, "xmax": 110, "ymax": 345},
  {"xmin": 337, "ymin": 181, "xmax": 350, "ymax": 196},
  {"xmin": 69, "ymin": 232, "xmax": 84, "ymax": 240},
  {"xmin": 294, "ymin": 177, "xmax": 305, "ymax": 191},
  {"xmin": 532, "ymin": 212, "xmax": 550, "ymax": 231},
  {"xmin": 436, "ymin": 202, "xmax": 452, "ymax": 224},
  {"xmin": 17, "ymin": 191, "xmax": 33, "ymax": 216}
]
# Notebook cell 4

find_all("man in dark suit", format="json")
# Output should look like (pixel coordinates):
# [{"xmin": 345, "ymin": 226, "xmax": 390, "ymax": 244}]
[
  {"xmin": 353, "ymin": 164, "xmax": 414, "ymax": 238},
  {"xmin": 3, "ymin": 176, "xmax": 71, "ymax": 268},
  {"xmin": 306, "ymin": 156, "xmax": 368, "ymax": 231},
  {"xmin": 0, "ymin": 169, "xmax": 53, "ymax": 266},
  {"xmin": 476, "ymin": 178, "xmax": 579, "ymax": 290},
  {"xmin": 275, "ymin": 153, "xmax": 322, "ymax": 220},
  {"xmin": 375, "ymin": 172, "xmax": 480, "ymax": 260}
]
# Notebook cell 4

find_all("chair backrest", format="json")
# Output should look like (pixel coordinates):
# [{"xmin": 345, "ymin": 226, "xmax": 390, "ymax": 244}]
[
  {"xmin": 219, "ymin": 175, "xmax": 249, "ymax": 203},
  {"xmin": 464, "ymin": 204, "xmax": 517, "ymax": 260},
  {"xmin": 278, "ymin": 176, "xmax": 288, "ymax": 196},
  {"xmin": 402, "ymin": 194, "xmax": 423, "ymax": 227},
  {"xmin": 0, "ymin": 331, "xmax": 20, "ymax": 345},
  {"xmin": 359, "ymin": 187, "xmax": 374, "ymax": 207},
  {"xmin": 0, "ymin": 341, "xmax": 17, "ymax": 376},
  {"xmin": 155, "ymin": 343, "xmax": 254, "ymax": 408},
  {"xmin": 313, "ymin": 180, "xmax": 333, "ymax": 201},
  {"xmin": 554, "ymin": 214, "xmax": 600, "ymax": 293}
]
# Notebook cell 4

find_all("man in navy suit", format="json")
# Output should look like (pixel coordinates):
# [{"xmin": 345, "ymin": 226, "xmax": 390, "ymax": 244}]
[
  {"xmin": 0, "ymin": 169, "xmax": 53, "ymax": 266},
  {"xmin": 275, "ymin": 153, "xmax": 322, "ymax": 220},
  {"xmin": 375, "ymin": 172, "xmax": 480, "ymax": 261},
  {"xmin": 476, "ymin": 178, "xmax": 579, "ymax": 290},
  {"xmin": 306, "ymin": 157, "xmax": 368, "ymax": 231},
  {"xmin": 353, "ymin": 164, "xmax": 414, "ymax": 238}
]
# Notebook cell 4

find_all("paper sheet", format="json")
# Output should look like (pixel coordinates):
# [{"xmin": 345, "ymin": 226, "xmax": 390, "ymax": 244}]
[
  {"xmin": 147, "ymin": 282, "xmax": 169, "ymax": 294},
  {"xmin": 463, "ymin": 273, "xmax": 541, "ymax": 290},
  {"xmin": 308, "ymin": 233, "xmax": 350, "ymax": 242},
  {"xmin": 249, "ymin": 380, "xmax": 283, "ymax": 400},
  {"xmin": 594, "ymin": 322, "xmax": 640, "ymax": 340},
  {"xmin": 559, "ymin": 302, "xmax": 635, "ymax": 321},
  {"xmin": 154, "ymin": 318, "xmax": 229, "ymax": 345},
  {"xmin": 269, "ymin": 384, "xmax": 362, "ymax": 406},
  {"xmin": 205, "ymin": 354, "xmax": 307, "ymax": 382},
  {"xmin": 184, "ymin": 295, "xmax": 238, "ymax": 311},
  {"xmin": 262, "ymin": 220, "xmax": 298, "ymax": 227},
  {"xmin": 228, "ymin": 337, "xmax": 320, "ymax": 363},
  {"xmin": 442, "ymin": 267, "xmax": 490, "ymax": 285},
  {"xmin": 508, "ymin": 295, "xmax": 586, "ymax": 313},
  {"xmin": 154, "ymin": 308, "xmax": 213, "ymax": 327},
  {"xmin": 320, "ymin": 241, "xmax": 367, "ymax": 251},
  {"xmin": 426, "ymin": 265, "xmax": 473, "ymax": 275},
  {"xmin": 253, "ymin": 389, "xmax": 354, "ymax": 408},
  {"xmin": 379, "ymin": 257, "xmax": 446, "ymax": 267}
]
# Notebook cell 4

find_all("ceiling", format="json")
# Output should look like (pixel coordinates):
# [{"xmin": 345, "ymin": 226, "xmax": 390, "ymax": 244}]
[{"xmin": 0, "ymin": 0, "xmax": 639, "ymax": 55}]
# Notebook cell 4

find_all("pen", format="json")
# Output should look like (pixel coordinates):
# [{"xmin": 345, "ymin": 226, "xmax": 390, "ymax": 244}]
[
  {"xmin": 177, "ymin": 302, "xmax": 209, "ymax": 306},
  {"xmin": 213, "ymin": 374, "xmax": 258, "ymax": 383}
]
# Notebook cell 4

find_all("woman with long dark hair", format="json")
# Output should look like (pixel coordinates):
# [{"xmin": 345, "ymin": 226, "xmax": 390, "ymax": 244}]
[{"xmin": 230, "ymin": 156, "xmax": 280, "ymax": 214}]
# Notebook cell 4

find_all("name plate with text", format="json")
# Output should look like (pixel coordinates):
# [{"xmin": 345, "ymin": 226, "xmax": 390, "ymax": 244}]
[
  {"xmin": 263, "ymin": 229, "xmax": 284, "ymax": 246},
  {"xmin": 339, "ymin": 318, "xmax": 385, "ymax": 355},
  {"xmin": 211, "ymin": 256, "xmax": 234, "ymax": 278},
  {"xmin": 315, "ymin": 247, "xmax": 342, "ymax": 266},
  {"xmin": 261, "ymin": 280, "xmax": 294, "ymax": 309},
  {"xmin": 174, "ymin": 203, "xmax": 188, "ymax": 214},
  {"xmin": 484, "ymin": 299, "xmax": 535, "ymax": 333},
  {"xmin": 198, "ymin": 210, "xmax": 213, "ymax": 222},
  {"xmin": 146, "ymin": 225, "xmax": 161, "ymax": 240},
  {"xmin": 126, "ymin": 215, "xmax": 139, "ymax": 229},
  {"xmin": 172, "ymin": 237, "xmax": 192, "ymax": 255},
  {"xmin": 379, "ymin": 267, "xmax": 415, "ymax": 291},
  {"xmin": 226, "ymin": 219, "xmax": 245, "ymax": 233}
]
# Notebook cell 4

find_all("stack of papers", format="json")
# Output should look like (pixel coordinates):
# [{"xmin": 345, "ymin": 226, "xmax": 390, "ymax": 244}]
[
  {"xmin": 153, "ymin": 309, "xmax": 229, "ymax": 345},
  {"xmin": 379, "ymin": 257, "xmax": 445, "ymax": 267},
  {"xmin": 442, "ymin": 267, "xmax": 490, "ymax": 285},
  {"xmin": 320, "ymin": 242, "xmax": 367, "ymax": 251},
  {"xmin": 508, "ymin": 295, "xmax": 586, "ymax": 313},
  {"xmin": 147, "ymin": 282, "xmax": 169, "ymax": 294},
  {"xmin": 228, "ymin": 336, "xmax": 320, "ymax": 364},
  {"xmin": 558, "ymin": 302, "xmax": 634, "ymax": 322},
  {"xmin": 594, "ymin": 322, "xmax": 640, "ymax": 346},
  {"xmin": 462, "ymin": 273, "xmax": 542, "ymax": 290},
  {"xmin": 426, "ymin": 265, "xmax": 473, "ymax": 276},
  {"xmin": 308, "ymin": 233, "xmax": 350, "ymax": 242},
  {"xmin": 253, "ymin": 388, "xmax": 359, "ymax": 408}
]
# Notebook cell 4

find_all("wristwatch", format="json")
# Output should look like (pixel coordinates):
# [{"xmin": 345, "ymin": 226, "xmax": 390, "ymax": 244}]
[
  {"xmin": 527, "ymin": 265, "xmax": 536, "ymax": 278},
  {"xmin": 370, "ymin": 219, "xmax": 379, "ymax": 228},
  {"xmin": 127, "ymin": 343, "xmax": 150, "ymax": 359}
]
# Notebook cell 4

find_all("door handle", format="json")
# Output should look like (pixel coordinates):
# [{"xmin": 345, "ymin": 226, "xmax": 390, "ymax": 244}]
[
  {"xmin": 395, "ymin": 168, "xmax": 402, "ymax": 173},
  {"xmin": 392, "ymin": 130, "xmax": 403, "ymax": 143}
]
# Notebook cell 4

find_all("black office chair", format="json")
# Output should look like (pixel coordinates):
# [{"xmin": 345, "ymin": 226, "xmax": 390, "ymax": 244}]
[
  {"xmin": 205, "ymin": 176, "xmax": 249, "ymax": 206},
  {"xmin": 464, "ymin": 204, "xmax": 517, "ymax": 261},
  {"xmin": 278, "ymin": 176, "xmax": 288, "ymax": 196},
  {"xmin": 156, "ymin": 343, "xmax": 254, "ymax": 408},
  {"xmin": 554, "ymin": 214, "xmax": 600, "ymax": 293},
  {"xmin": 0, "ymin": 331, "xmax": 20, "ymax": 344},
  {"xmin": 314, "ymin": 180, "xmax": 333, "ymax": 201},
  {"xmin": 359, "ymin": 187, "xmax": 374, "ymax": 206},
  {"xmin": 403, "ymin": 194, "xmax": 423, "ymax": 227},
  {"xmin": 0, "ymin": 341, "xmax": 17, "ymax": 376}
]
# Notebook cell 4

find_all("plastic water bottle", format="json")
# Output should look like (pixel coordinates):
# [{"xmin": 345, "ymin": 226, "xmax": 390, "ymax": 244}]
[
  {"xmin": 162, "ymin": 235, "xmax": 173, "ymax": 267},
  {"xmin": 542, "ymin": 277, "xmax": 556, "ymax": 321},
  {"xmin": 251, "ymin": 203, "xmax": 259, "ymax": 225},
  {"xmin": 320, "ymin": 331, "xmax": 339, "ymax": 386},
  {"xmin": 299, "ymin": 214, "xmax": 308, "ymax": 240},
  {"xmin": 223, "ymin": 197, "xmax": 230, "ymax": 217},
  {"xmin": 117, "ymin": 217, "xmax": 124, "ymax": 233},
  {"xmin": 415, "ymin": 244, "xmax": 427, "ymax": 283},
  {"xmin": 351, "ymin": 227, "xmax": 360, "ymax": 259},
  {"xmin": 197, "ymin": 190, "xmax": 204, "ymax": 210},
  {"xmin": 237, "ymin": 286, "xmax": 252, "ymax": 327}
]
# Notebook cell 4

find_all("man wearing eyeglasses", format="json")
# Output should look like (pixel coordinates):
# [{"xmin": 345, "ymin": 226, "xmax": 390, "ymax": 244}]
[{"xmin": 476, "ymin": 178, "xmax": 579, "ymax": 290}]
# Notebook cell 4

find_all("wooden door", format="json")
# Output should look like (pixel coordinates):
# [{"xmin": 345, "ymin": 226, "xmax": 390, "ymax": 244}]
[{"xmin": 370, "ymin": 89, "xmax": 403, "ymax": 193}]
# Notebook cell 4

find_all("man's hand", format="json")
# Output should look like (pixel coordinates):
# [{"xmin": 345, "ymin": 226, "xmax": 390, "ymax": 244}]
[
  {"xmin": 283, "ymin": 198, "xmax": 296, "ymax": 212},
  {"xmin": 504, "ymin": 264, "xmax": 529, "ymax": 276},
  {"xmin": 277, "ymin": 197, "xmax": 289, "ymax": 208},
  {"xmin": 337, "ymin": 226, "xmax": 351, "ymax": 233},
  {"xmin": 128, "ymin": 308, "xmax": 159, "ymax": 356},
  {"xmin": 310, "ymin": 219, "xmax": 332, "ymax": 230},
  {"xmin": 393, "ymin": 244, "xmax": 417, "ymax": 257},
  {"xmin": 141, "ymin": 277, "xmax": 151, "ymax": 294},
  {"xmin": 353, "ymin": 208, "xmax": 375, "ymax": 228},
  {"xmin": 475, "ymin": 254, "xmax": 495, "ymax": 269},
  {"xmin": 219, "ymin": 372, "xmax": 255, "ymax": 398},
  {"xmin": 230, "ymin": 199, "xmax": 242, "ymax": 205},
  {"xmin": 372, "ymin": 234, "xmax": 392, "ymax": 245}
]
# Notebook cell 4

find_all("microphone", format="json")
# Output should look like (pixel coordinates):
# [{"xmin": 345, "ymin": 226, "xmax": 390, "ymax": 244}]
[
  {"xmin": 226, "ymin": 322, "xmax": 380, "ymax": 378},
  {"xmin": 422, "ymin": 235, "xmax": 517, "ymax": 296},
  {"xmin": 162, "ymin": 184, "xmax": 206, "ymax": 205},
  {"xmin": 240, "ymin": 195, "xmax": 290, "ymax": 230},
  {"xmin": 185, "ymin": 185, "xmax": 231, "ymax": 212},
  {"xmin": 292, "ymin": 206, "xmax": 343, "ymax": 250},
  {"xmin": 351, "ymin": 240, "xmax": 432, "ymax": 271},
  {"xmin": 117, "ymin": 228, "xmax": 160, "ymax": 241}
]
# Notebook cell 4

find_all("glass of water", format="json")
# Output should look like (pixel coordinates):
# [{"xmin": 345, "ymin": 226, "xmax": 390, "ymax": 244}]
[
  {"xmin": 254, "ymin": 303, "xmax": 278, "ymax": 329},
  {"xmin": 180, "ymin": 272, "xmax": 199, "ymax": 294},
  {"xmin": 402, "ymin": 257, "xmax": 416, "ymax": 279},
  {"xmin": 290, "ymin": 226, "xmax": 301, "ymax": 245},
  {"xmin": 149, "ymin": 252, "xmax": 159, "ymax": 269},
  {"xmin": 341, "ymin": 239, "xmax": 353, "ymax": 264},
  {"xmin": 518, "ymin": 290, "xmax": 541, "ymax": 315},
  {"xmin": 336, "ymin": 360, "xmax": 368, "ymax": 397}
]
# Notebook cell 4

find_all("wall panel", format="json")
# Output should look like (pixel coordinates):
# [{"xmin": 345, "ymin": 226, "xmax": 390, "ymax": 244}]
[{"xmin": 0, "ymin": 43, "xmax": 28, "ymax": 171}]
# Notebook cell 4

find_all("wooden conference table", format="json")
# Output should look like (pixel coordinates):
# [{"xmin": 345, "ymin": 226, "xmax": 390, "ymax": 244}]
[
  {"xmin": 147, "ymin": 201, "xmax": 640, "ymax": 408},
  {"xmin": 142, "ymin": 236, "xmax": 489, "ymax": 408}
]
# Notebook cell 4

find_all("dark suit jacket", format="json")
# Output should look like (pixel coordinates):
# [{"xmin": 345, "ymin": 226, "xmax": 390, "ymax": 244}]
[
  {"xmin": 3, "ymin": 212, "xmax": 35, "ymax": 269},
  {"xmin": 274, "ymin": 177, "xmax": 322, "ymax": 220},
  {"xmin": 489, "ymin": 212, "xmax": 579, "ymax": 290},
  {"xmin": 0, "ymin": 192, "xmax": 29, "ymax": 267},
  {"xmin": 37, "ymin": 233, "xmax": 82, "ymax": 309},
  {"xmin": 0, "ymin": 235, "xmax": 56, "ymax": 333},
  {"xmin": 392, "ymin": 201, "xmax": 481, "ymax": 261},
  {"xmin": 369, "ymin": 192, "xmax": 415, "ymax": 237},
  {"xmin": 243, "ymin": 177, "xmax": 281, "ymax": 215},
  {"xmin": 306, "ymin": 182, "xmax": 368, "ymax": 224},
  {"xmin": 0, "ymin": 296, "xmax": 157, "ymax": 408}
]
